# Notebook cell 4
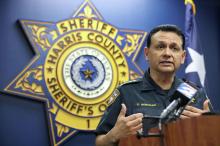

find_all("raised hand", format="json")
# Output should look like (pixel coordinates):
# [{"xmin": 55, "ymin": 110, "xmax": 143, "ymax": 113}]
[
  {"xmin": 180, "ymin": 99, "xmax": 210, "ymax": 119},
  {"xmin": 108, "ymin": 104, "xmax": 143, "ymax": 142}
]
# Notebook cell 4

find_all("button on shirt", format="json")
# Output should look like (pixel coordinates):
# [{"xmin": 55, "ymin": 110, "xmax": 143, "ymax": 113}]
[{"xmin": 95, "ymin": 71, "xmax": 207, "ymax": 135}]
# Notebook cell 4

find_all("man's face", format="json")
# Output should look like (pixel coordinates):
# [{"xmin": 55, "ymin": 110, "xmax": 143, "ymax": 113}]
[{"xmin": 145, "ymin": 31, "xmax": 186, "ymax": 74}]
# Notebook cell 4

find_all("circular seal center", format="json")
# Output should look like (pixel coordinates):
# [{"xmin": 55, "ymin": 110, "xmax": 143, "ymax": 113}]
[
  {"xmin": 63, "ymin": 47, "xmax": 113, "ymax": 99},
  {"xmin": 71, "ymin": 55, "xmax": 104, "ymax": 90}
]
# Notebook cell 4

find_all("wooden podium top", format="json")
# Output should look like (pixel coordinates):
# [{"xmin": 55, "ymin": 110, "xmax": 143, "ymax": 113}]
[{"xmin": 119, "ymin": 115, "xmax": 220, "ymax": 146}]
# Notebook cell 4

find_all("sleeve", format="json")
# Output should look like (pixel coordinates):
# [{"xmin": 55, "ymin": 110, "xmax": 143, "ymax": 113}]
[{"xmin": 95, "ymin": 88, "xmax": 123, "ymax": 135}]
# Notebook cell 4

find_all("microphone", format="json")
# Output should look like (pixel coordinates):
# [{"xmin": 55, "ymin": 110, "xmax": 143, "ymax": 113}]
[
  {"xmin": 160, "ymin": 98, "xmax": 181, "ymax": 119},
  {"xmin": 160, "ymin": 82, "xmax": 198, "ymax": 123}
]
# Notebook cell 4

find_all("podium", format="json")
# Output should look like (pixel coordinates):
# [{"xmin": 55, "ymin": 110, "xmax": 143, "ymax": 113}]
[{"xmin": 119, "ymin": 115, "xmax": 220, "ymax": 146}]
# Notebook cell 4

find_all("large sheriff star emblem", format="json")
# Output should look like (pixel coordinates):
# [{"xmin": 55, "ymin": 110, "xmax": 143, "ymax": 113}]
[{"xmin": 4, "ymin": 1, "xmax": 147, "ymax": 145}]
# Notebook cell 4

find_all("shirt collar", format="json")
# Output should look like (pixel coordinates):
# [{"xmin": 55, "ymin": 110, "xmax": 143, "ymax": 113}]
[
  {"xmin": 141, "ymin": 69, "xmax": 182, "ymax": 95},
  {"xmin": 141, "ymin": 70, "xmax": 158, "ymax": 91}
]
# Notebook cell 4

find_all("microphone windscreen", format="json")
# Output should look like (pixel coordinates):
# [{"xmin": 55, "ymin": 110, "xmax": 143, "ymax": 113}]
[{"xmin": 172, "ymin": 82, "xmax": 198, "ymax": 107}]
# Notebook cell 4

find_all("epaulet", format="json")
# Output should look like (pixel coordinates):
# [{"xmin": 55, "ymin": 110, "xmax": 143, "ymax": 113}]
[{"xmin": 119, "ymin": 78, "xmax": 142, "ymax": 87}]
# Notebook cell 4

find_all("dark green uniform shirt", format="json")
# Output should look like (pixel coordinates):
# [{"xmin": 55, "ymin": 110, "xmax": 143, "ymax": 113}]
[{"xmin": 95, "ymin": 71, "xmax": 207, "ymax": 135}]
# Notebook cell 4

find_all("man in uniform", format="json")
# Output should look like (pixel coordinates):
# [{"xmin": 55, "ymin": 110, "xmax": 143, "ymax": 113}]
[{"xmin": 95, "ymin": 24, "xmax": 210, "ymax": 146}]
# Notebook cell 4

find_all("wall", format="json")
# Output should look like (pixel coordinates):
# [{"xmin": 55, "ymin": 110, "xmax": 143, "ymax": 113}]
[{"xmin": 0, "ymin": 0, "xmax": 219, "ymax": 146}]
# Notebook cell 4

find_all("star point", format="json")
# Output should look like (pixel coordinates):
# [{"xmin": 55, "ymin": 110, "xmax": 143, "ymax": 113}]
[{"xmin": 185, "ymin": 47, "xmax": 206, "ymax": 86}]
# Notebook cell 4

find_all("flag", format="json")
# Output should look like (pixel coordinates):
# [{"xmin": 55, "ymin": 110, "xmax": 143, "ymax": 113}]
[{"xmin": 184, "ymin": 0, "xmax": 207, "ymax": 88}]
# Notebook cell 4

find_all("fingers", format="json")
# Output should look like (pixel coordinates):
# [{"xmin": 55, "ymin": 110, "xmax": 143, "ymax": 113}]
[
  {"xmin": 203, "ymin": 99, "xmax": 210, "ymax": 112},
  {"xmin": 131, "ymin": 124, "xmax": 143, "ymax": 135},
  {"xmin": 181, "ymin": 108, "xmax": 201, "ymax": 118},
  {"xmin": 118, "ymin": 104, "xmax": 127, "ymax": 118},
  {"xmin": 185, "ymin": 105, "xmax": 203, "ymax": 113},
  {"xmin": 181, "ymin": 105, "xmax": 205, "ymax": 118},
  {"xmin": 126, "ymin": 114, "xmax": 143, "ymax": 127},
  {"xmin": 181, "ymin": 99, "xmax": 211, "ymax": 119},
  {"xmin": 180, "ymin": 114, "xmax": 189, "ymax": 119},
  {"xmin": 114, "ymin": 105, "xmax": 143, "ymax": 139},
  {"xmin": 126, "ymin": 113, "xmax": 143, "ymax": 121},
  {"xmin": 124, "ymin": 115, "xmax": 143, "ymax": 135}
]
